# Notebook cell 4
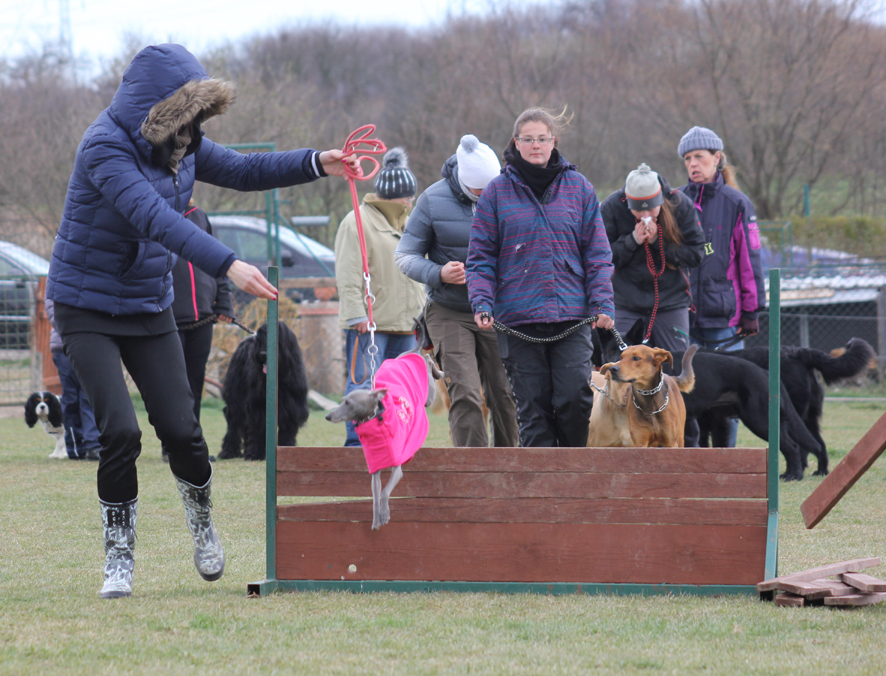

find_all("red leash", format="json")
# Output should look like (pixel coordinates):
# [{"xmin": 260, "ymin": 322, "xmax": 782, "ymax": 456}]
[
  {"xmin": 641, "ymin": 217, "xmax": 666, "ymax": 344},
  {"xmin": 342, "ymin": 125, "xmax": 387, "ymax": 386}
]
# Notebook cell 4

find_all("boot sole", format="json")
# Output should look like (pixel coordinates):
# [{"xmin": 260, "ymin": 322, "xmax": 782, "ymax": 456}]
[
  {"xmin": 99, "ymin": 590, "xmax": 131, "ymax": 599},
  {"xmin": 199, "ymin": 568, "xmax": 224, "ymax": 582}
]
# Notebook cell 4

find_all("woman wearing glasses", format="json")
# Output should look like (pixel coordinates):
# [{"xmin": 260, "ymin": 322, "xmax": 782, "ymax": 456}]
[{"xmin": 466, "ymin": 108, "xmax": 614, "ymax": 448}]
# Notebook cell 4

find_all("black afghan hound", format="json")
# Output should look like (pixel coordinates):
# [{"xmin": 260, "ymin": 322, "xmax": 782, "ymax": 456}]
[{"xmin": 219, "ymin": 322, "xmax": 309, "ymax": 461}]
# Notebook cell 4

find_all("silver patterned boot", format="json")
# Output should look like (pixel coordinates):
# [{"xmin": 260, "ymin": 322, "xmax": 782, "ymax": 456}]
[
  {"xmin": 174, "ymin": 467, "xmax": 225, "ymax": 581},
  {"xmin": 99, "ymin": 498, "xmax": 137, "ymax": 599}
]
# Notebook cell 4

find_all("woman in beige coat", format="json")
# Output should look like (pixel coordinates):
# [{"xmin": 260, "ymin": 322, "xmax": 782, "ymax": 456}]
[{"xmin": 334, "ymin": 147, "xmax": 426, "ymax": 446}]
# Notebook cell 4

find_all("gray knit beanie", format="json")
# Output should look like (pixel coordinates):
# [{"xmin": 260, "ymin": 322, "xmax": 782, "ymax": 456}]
[
  {"xmin": 624, "ymin": 163, "xmax": 664, "ymax": 211},
  {"xmin": 677, "ymin": 126, "xmax": 724, "ymax": 157},
  {"xmin": 375, "ymin": 147, "xmax": 417, "ymax": 200}
]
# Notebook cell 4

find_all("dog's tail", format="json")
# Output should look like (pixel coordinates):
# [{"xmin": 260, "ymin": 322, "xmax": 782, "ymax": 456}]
[
  {"xmin": 674, "ymin": 344, "xmax": 699, "ymax": 393},
  {"xmin": 804, "ymin": 337, "xmax": 877, "ymax": 385}
]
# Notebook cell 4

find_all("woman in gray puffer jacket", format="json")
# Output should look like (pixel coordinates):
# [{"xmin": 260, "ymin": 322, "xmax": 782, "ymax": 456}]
[{"xmin": 395, "ymin": 136, "xmax": 518, "ymax": 447}]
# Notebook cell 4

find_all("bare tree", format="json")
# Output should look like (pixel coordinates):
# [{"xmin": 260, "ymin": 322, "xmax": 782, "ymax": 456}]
[{"xmin": 684, "ymin": 0, "xmax": 886, "ymax": 218}]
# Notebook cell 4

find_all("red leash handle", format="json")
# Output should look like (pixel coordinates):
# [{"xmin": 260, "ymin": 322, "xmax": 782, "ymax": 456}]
[{"xmin": 342, "ymin": 124, "xmax": 387, "ymax": 182}]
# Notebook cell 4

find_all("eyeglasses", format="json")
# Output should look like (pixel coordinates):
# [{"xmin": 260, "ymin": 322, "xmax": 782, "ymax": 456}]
[{"xmin": 516, "ymin": 137, "xmax": 554, "ymax": 146}]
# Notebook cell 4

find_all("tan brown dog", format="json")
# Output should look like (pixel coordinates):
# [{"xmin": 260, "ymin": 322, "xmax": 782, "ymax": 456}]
[
  {"xmin": 606, "ymin": 344, "xmax": 698, "ymax": 447},
  {"xmin": 587, "ymin": 367, "xmax": 632, "ymax": 447}
]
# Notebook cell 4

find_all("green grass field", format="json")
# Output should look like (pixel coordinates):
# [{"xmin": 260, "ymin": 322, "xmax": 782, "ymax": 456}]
[{"xmin": 0, "ymin": 397, "xmax": 884, "ymax": 675}]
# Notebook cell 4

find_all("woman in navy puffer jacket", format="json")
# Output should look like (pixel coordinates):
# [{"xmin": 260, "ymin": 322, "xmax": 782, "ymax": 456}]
[{"xmin": 46, "ymin": 43, "xmax": 357, "ymax": 600}]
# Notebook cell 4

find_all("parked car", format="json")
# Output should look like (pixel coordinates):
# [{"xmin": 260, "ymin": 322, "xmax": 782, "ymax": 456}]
[
  {"xmin": 0, "ymin": 241, "xmax": 51, "ymax": 349},
  {"xmin": 209, "ymin": 215, "xmax": 336, "ymax": 303}
]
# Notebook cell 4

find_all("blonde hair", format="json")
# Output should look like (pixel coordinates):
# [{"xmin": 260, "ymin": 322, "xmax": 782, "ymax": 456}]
[
  {"xmin": 513, "ymin": 106, "xmax": 573, "ymax": 146},
  {"xmin": 714, "ymin": 151, "xmax": 739, "ymax": 189}
]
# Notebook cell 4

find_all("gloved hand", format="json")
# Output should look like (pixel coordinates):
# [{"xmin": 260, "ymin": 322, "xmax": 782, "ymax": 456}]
[{"xmin": 738, "ymin": 315, "xmax": 759, "ymax": 337}]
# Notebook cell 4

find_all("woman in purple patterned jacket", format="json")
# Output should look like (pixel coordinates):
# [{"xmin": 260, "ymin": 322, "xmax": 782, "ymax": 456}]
[{"xmin": 466, "ymin": 108, "xmax": 614, "ymax": 448}]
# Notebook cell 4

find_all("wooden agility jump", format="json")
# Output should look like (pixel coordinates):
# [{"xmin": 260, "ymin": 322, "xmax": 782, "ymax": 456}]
[{"xmin": 247, "ymin": 268, "xmax": 782, "ymax": 597}]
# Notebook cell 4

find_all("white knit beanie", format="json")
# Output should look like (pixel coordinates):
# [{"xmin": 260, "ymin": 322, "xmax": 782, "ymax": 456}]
[
  {"xmin": 456, "ymin": 135, "xmax": 501, "ymax": 190},
  {"xmin": 624, "ymin": 163, "xmax": 664, "ymax": 211}
]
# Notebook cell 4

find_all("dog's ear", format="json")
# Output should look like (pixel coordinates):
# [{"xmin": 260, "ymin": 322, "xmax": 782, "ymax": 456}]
[
  {"xmin": 23, "ymin": 394, "xmax": 38, "ymax": 428},
  {"xmin": 47, "ymin": 394, "xmax": 64, "ymax": 428},
  {"xmin": 369, "ymin": 388, "xmax": 389, "ymax": 403},
  {"xmin": 599, "ymin": 363, "xmax": 612, "ymax": 376},
  {"xmin": 652, "ymin": 348, "xmax": 673, "ymax": 367}
]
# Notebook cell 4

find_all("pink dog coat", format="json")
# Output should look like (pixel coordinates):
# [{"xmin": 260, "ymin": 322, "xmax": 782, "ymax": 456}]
[{"xmin": 355, "ymin": 352, "xmax": 429, "ymax": 474}]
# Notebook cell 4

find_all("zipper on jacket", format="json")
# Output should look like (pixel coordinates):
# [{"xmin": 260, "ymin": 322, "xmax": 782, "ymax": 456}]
[{"xmin": 174, "ymin": 176, "xmax": 180, "ymax": 212}]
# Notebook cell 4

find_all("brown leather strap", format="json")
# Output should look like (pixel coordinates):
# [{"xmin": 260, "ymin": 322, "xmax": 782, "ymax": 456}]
[{"xmin": 349, "ymin": 337, "xmax": 366, "ymax": 386}]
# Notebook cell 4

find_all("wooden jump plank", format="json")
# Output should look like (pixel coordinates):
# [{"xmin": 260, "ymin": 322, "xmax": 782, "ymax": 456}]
[
  {"xmin": 801, "ymin": 411, "xmax": 886, "ymax": 528},
  {"xmin": 277, "ymin": 470, "xmax": 768, "ymax": 500},
  {"xmin": 824, "ymin": 592, "xmax": 886, "ymax": 607},
  {"xmin": 277, "ymin": 446, "xmax": 768, "ymax": 475},
  {"xmin": 276, "ymin": 521, "xmax": 767, "ymax": 586},
  {"xmin": 276, "ymin": 497, "xmax": 768, "ymax": 526},
  {"xmin": 756, "ymin": 558, "xmax": 881, "ymax": 592},
  {"xmin": 841, "ymin": 572, "xmax": 886, "ymax": 593}
]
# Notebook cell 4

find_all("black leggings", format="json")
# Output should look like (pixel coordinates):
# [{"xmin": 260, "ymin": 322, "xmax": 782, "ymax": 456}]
[
  {"xmin": 176, "ymin": 322, "xmax": 214, "ymax": 423},
  {"xmin": 63, "ymin": 330, "xmax": 211, "ymax": 503}
]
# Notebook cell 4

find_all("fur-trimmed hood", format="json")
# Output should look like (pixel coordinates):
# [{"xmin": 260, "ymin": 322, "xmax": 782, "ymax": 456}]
[{"xmin": 108, "ymin": 44, "xmax": 235, "ymax": 165}]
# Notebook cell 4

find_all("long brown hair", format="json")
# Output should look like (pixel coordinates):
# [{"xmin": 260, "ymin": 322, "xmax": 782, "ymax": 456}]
[{"xmin": 657, "ymin": 196, "xmax": 682, "ymax": 245}]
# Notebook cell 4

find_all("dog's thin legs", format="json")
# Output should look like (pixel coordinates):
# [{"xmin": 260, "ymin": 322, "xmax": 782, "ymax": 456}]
[
  {"xmin": 371, "ymin": 471, "xmax": 384, "ymax": 530},
  {"xmin": 371, "ymin": 466, "xmax": 403, "ymax": 530}
]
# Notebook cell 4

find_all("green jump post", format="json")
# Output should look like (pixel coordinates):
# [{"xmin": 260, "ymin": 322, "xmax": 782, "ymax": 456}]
[
  {"xmin": 765, "ymin": 268, "xmax": 780, "ymax": 581},
  {"xmin": 264, "ymin": 267, "xmax": 280, "ymax": 585}
]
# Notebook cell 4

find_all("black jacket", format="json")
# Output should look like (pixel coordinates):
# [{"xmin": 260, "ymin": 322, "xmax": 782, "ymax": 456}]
[
  {"xmin": 601, "ymin": 177, "xmax": 705, "ymax": 313},
  {"xmin": 171, "ymin": 207, "xmax": 234, "ymax": 326}
]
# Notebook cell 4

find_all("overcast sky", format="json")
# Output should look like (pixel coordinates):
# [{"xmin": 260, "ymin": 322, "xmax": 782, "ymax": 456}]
[{"xmin": 0, "ymin": 0, "xmax": 500, "ymax": 66}]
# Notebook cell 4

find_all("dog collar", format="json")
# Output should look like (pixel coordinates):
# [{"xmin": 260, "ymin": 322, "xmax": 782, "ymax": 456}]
[
  {"xmin": 355, "ymin": 400, "xmax": 385, "ymax": 427},
  {"xmin": 632, "ymin": 388, "xmax": 669, "ymax": 415},
  {"xmin": 635, "ymin": 377, "xmax": 664, "ymax": 396}
]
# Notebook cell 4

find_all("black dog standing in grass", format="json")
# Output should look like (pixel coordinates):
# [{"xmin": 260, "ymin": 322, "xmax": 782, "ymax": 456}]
[{"xmin": 219, "ymin": 322, "xmax": 309, "ymax": 460}]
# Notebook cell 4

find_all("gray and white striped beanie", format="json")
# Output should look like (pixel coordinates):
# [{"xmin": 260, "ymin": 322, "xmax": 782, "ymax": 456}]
[{"xmin": 374, "ymin": 147, "xmax": 417, "ymax": 200}]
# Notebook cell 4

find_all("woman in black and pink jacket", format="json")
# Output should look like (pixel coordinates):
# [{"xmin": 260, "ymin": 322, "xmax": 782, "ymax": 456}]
[
  {"xmin": 677, "ymin": 126, "xmax": 766, "ymax": 447},
  {"xmin": 677, "ymin": 126, "xmax": 765, "ymax": 346}
]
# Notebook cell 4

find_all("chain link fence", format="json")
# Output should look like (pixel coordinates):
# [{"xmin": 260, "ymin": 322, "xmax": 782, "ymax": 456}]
[{"xmin": 743, "ymin": 263, "xmax": 886, "ymax": 386}]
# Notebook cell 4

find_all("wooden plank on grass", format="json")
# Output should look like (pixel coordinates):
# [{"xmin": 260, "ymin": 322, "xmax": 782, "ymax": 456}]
[
  {"xmin": 277, "ymin": 446, "xmax": 767, "ymax": 475},
  {"xmin": 276, "ymin": 497, "xmax": 768, "ymax": 526},
  {"xmin": 841, "ymin": 572, "xmax": 886, "ymax": 593},
  {"xmin": 756, "ymin": 558, "xmax": 881, "ymax": 592},
  {"xmin": 777, "ymin": 579, "xmax": 839, "ymax": 599},
  {"xmin": 824, "ymin": 592, "xmax": 886, "ymax": 607},
  {"xmin": 801, "ymin": 411, "xmax": 886, "ymax": 528},
  {"xmin": 275, "ymin": 521, "xmax": 767, "ymax": 586},
  {"xmin": 812, "ymin": 580, "xmax": 858, "ymax": 597},
  {"xmin": 775, "ymin": 593, "xmax": 805, "ymax": 607},
  {"xmin": 277, "ymin": 469, "xmax": 767, "ymax": 500}
]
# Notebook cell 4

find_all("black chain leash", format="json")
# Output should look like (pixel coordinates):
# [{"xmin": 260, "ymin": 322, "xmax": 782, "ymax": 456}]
[{"xmin": 487, "ymin": 314, "xmax": 629, "ymax": 351}]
